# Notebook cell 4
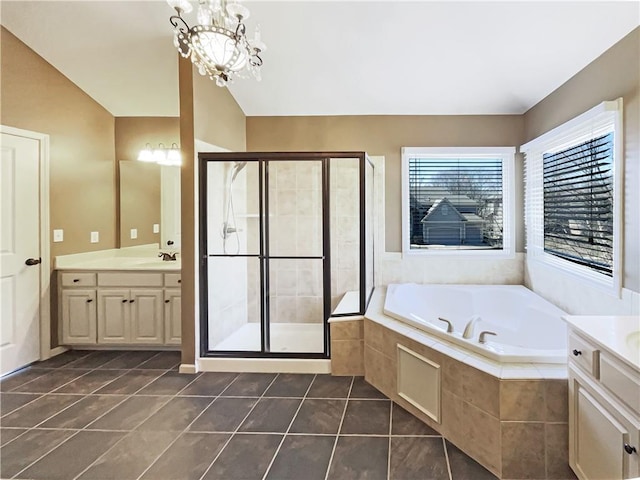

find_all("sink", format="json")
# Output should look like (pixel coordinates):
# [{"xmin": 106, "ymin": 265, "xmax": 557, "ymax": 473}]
[{"xmin": 626, "ymin": 331, "xmax": 640, "ymax": 351}]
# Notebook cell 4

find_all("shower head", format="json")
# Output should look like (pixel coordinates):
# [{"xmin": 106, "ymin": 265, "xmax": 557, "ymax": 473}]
[{"xmin": 230, "ymin": 161, "xmax": 247, "ymax": 183}]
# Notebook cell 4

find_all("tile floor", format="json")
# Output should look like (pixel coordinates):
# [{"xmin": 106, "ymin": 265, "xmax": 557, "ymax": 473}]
[{"xmin": 1, "ymin": 350, "xmax": 498, "ymax": 480}]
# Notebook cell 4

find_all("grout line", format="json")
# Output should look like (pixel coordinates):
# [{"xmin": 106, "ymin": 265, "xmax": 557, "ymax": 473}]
[
  {"xmin": 5, "ymin": 368, "xmax": 94, "ymax": 398},
  {"xmin": 2, "ymin": 351, "xmax": 169, "ymax": 464},
  {"xmin": 261, "ymin": 374, "xmax": 317, "ymax": 480},
  {"xmin": 75, "ymin": 368, "xmax": 206, "ymax": 480},
  {"xmin": 0, "ymin": 428, "xmax": 30, "ymax": 449},
  {"xmin": 442, "ymin": 436, "xmax": 453, "ymax": 480},
  {"xmin": 323, "ymin": 376, "xmax": 355, "ymax": 480},
  {"xmin": 12, "ymin": 429, "xmax": 83, "ymax": 479},
  {"xmin": 196, "ymin": 373, "xmax": 282, "ymax": 480},
  {"xmin": 0, "ymin": 393, "xmax": 43, "ymax": 420},
  {"xmin": 387, "ymin": 401, "xmax": 393, "ymax": 480}
]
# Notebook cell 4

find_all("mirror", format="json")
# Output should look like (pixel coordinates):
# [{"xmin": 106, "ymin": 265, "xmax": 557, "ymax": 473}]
[{"xmin": 119, "ymin": 160, "xmax": 181, "ymax": 249}]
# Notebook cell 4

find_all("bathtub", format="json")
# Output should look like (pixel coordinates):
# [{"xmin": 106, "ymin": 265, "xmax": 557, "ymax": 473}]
[{"xmin": 383, "ymin": 283, "xmax": 567, "ymax": 364}]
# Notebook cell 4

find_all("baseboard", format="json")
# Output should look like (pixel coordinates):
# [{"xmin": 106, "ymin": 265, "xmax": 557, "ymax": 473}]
[
  {"xmin": 179, "ymin": 363, "xmax": 197, "ymax": 374},
  {"xmin": 45, "ymin": 346, "xmax": 68, "ymax": 360}
]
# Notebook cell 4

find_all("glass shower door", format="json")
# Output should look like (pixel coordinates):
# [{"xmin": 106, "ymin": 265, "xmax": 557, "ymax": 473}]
[
  {"xmin": 206, "ymin": 160, "xmax": 262, "ymax": 352},
  {"xmin": 266, "ymin": 160, "xmax": 327, "ymax": 354}
]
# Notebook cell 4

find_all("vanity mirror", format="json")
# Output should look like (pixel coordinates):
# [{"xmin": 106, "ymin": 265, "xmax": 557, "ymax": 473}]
[
  {"xmin": 118, "ymin": 160, "xmax": 181, "ymax": 249},
  {"xmin": 114, "ymin": 116, "xmax": 181, "ymax": 251}
]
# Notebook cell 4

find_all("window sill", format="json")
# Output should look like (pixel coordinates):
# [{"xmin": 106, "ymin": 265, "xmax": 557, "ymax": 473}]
[{"xmin": 528, "ymin": 253, "xmax": 620, "ymax": 298}]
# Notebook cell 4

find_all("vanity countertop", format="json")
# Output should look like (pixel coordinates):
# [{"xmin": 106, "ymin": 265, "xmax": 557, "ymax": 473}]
[
  {"xmin": 563, "ymin": 315, "xmax": 640, "ymax": 372},
  {"xmin": 55, "ymin": 245, "xmax": 181, "ymax": 271}
]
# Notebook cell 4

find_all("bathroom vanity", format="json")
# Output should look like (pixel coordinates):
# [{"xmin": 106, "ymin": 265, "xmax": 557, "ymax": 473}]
[
  {"xmin": 565, "ymin": 316, "xmax": 640, "ymax": 480},
  {"xmin": 56, "ymin": 246, "xmax": 181, "ymax": 347}
]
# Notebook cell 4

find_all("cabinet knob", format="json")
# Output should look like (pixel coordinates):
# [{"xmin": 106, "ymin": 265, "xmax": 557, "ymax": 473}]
[
  {"xmin": 165, "ymin": 299, "xmax": 170, "ymax": 303},
  {"xmin": 122, "ymin": 299, "xmax": 128, "ymax": 303},
  {"xmin": 178, "ymin": 279, "xmax": 181, "ymax": 283},
  {"xmin": 572, "ymin": 349, "xmax": 582, "ymax": 356},
  {"xmin": 624, "ymin": 444, "xmax": 637, "ymax": 455},
  {"xmin": 129, "ymin": 299, "xmax": 135, "ymax": 303},
  {"xmin": 86, "ymin": 299, "xmax": 93, "ymax": 303},
  {"xmin": 73, "ymin": 278, "xmax": 80, "ymax": 283}
]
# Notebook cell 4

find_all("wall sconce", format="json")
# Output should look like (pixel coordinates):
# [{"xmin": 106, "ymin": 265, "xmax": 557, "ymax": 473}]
[{"xmin": 137, "ymin": 143, "xmax": 182, "ymax": 166}]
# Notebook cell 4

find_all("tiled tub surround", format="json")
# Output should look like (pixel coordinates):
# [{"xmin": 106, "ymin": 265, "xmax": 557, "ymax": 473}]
[
  {"xmin": 363, "ymin": 288, "xmax": 574, "ymax": 480},
  {"xmin": 1, "ymin": 350, "xmax": 498, "ymax": 480},
  {"xmin": 330, "ymin": 317, "xmax": 365, "ymax": 376}
]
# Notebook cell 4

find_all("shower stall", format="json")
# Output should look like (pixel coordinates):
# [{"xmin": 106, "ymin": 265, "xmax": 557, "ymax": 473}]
[{"xmin": 199, "ymin": 152, "xmax": 374, "ymax": 359}]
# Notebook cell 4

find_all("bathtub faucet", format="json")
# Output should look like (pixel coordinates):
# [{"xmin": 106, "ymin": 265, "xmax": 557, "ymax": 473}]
[
  {"xmin": 436, "ymin": 317, "xmax": 455, "ymax": 334},
  {"xmin": 479, "ymin": 331, "xmax": 497, "ymax": 344},
  {"xmin": 462, "ymin": 315, "xmax": 482, "ymax": 339}
]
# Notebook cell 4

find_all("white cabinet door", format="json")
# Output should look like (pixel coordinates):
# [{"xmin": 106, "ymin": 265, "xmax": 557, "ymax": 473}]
[
  {"xmin": 570, "ymin": 368, "xmax": 640, "ymax": 480},
  {"xmin": 164, "ymin": 288, "xmax": 181, "ymax": 345},
  {"xmin": 61, "ymin": 289, "xmax": 96, "ymax": 344},
  {"xmin": 97, "ymin": 289, "xmax": 130, "ymax": 344},
  {"xmin": 130, "ymin": 289, "xmax": 163, "ymax": 345}
]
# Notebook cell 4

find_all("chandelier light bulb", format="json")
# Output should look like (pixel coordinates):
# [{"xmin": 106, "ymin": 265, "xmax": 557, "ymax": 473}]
[{"xmin": 167, "ymin": 0, "xmax": 192, "ymax": 14}]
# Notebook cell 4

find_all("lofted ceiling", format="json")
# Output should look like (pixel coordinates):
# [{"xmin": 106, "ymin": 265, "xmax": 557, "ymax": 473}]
[{"xmin": 1, "ymin": 1, "xmax": 638, "ymax": 117}]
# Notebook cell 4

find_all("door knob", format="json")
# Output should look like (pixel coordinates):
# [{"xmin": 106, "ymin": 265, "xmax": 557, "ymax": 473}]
[{"xmin": 25, "ymin": 258, "xmax": 41, "ymax": 266}]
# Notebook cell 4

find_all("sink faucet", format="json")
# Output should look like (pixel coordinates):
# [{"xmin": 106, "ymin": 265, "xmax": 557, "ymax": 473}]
[
  {"xmin": 158, "ymin": 252, "xmax": 177, "ymax": 261},
  {"xmin": 462, "ymin": 315, "xmax": 482, "ymax": 339}
]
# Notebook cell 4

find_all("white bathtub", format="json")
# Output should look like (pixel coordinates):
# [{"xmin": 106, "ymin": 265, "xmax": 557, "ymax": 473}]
[{"xmin": 383, "ymin": 284, "xmax": 568, "ymax": 363}]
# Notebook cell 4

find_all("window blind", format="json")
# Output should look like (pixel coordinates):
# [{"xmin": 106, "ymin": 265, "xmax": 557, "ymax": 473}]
[
  {"xmin": 408, "ymin": 157, "xmax": 503, "ymax": 248},
  {"xmin": 542, "ymin": 132, "xmax": 614, "ymax": 276}
]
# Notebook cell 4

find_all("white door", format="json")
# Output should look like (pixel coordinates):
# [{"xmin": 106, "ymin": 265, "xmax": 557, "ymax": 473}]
[{"xmin": 1, "ymin": 132, "xmax": 41, "ymax": 375}]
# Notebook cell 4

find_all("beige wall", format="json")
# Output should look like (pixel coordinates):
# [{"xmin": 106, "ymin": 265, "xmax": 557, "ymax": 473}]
[
  {"xmin": 524, "ymin": 27, "xmax": 639, "ymax": 295},
  {"xmin": 114, "ymin": 117, "xmax": 180, "ymax": 247},
  {"xmin": 1, "ymin": 27, "xmax": 116, "ymax": 259},
  {"xmin": 179, "ymin": 62, "xmax": 247, "ymax": 364},
  {"xmin": 246, "ymin": 115, "xmax": 525, "ymax": 252},
  {"xmin": 193, "ymin": 73, "xmax": 247, "ymax": 151}
]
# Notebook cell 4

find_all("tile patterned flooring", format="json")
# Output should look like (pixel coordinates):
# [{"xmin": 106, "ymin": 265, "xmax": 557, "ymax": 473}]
[{"xmin": 1, "ymin": 350, "xmax": 498, "ymax": 480}]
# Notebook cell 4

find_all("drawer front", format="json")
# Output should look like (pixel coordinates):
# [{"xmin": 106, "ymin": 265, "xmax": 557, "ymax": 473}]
[
  {"xmin": 569, "ymin": 331, "xmax": 599, "ymax": 378},
  {"xmin": 165, "ymin": 273, "xmax": 181, "ymax": 288},
  {"xmin": 98, "ymin": 272, "xmax": 163, "ymax": 287},
  {"xmin": 60, "ymin": 272, "xmax": 97, "ymax": 287},
  {"xmin": 600, "ymin": 353, "xmax": 640, "ymax": 416}
]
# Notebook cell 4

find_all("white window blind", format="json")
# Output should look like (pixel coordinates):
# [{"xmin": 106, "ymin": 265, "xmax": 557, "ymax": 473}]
[
  {"xmin": 522, "ymin": 99, "xmax": 622, "ymax": 292},
  {"xmin": 402, "ymin": 147, "xmax": 515, "ymax": 256},
  {"xmin": 543, "ymin": 132, "xmax": 614, "ymax": 275}
]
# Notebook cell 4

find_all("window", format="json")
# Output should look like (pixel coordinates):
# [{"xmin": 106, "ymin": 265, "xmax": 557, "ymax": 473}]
[
  {"xmin": 401, "ymin": 147, "xmax": 515, "ymax": 256},
  {"xmin": 522, "ymin": 99, "xmax": 622, "ymax": 292}
]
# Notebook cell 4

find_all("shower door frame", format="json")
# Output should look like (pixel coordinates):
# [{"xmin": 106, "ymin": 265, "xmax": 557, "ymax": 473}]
[{"xmin": 198, "ymin": 151, "xmax": 370, "ymax": 359}]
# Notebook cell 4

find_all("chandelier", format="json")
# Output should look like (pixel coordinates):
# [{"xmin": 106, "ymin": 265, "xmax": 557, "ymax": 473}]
[{"xmin": 167, "ymin": 0, "xmax": 265, "ymax": 87}]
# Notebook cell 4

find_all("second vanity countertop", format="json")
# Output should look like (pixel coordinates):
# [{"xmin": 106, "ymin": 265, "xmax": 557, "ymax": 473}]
[
  {"xmin": 563, "ymin": 315, "xmax": 640, "ymax": 372},
  {"xmin": 55, "ymin": 245, "xmax": 181, "ymax": 271}
]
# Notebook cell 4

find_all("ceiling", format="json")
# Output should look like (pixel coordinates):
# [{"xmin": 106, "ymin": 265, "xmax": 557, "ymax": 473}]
[{"xmin": 2, "ymin": 1, "xmax": 638, "ymax": 117}]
